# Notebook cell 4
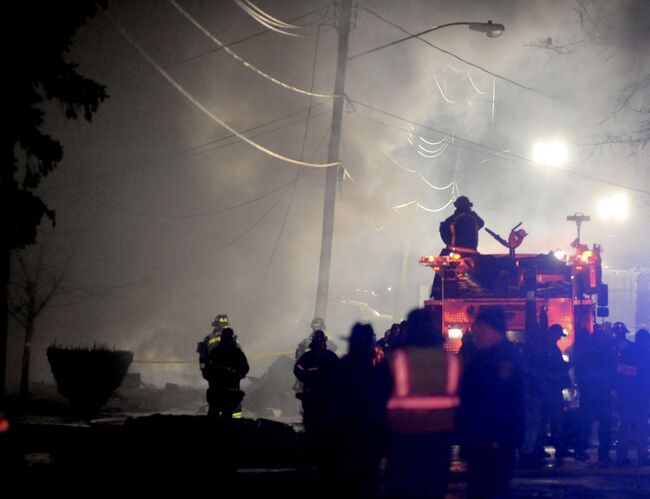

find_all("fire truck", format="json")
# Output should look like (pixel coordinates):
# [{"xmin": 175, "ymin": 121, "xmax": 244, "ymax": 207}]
[{"xmin": 420, "ymin": 215, "xmax": 606, "ymax": 353}]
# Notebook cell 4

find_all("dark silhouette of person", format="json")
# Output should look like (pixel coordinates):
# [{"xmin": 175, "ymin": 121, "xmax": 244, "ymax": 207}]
[
  {"xmin": 431, "ymin": 196, "xmax": 484, "ymax": 298},
  {"xmin": 532, "ymin": 324, "xmax": 571, "ymax": 466},
  {"xmin": 615, "ymin": 328, "xmax": 650, "ymax": 466},
  {"xmin": 457, "ymin": 308, "xmax": 525, "ymax": 498},
  {"xmin": 439, "ymin": 196, "xmax": 484, "ymax": 254},
  {"xmin": 459, "ymin": 329, "xmax": 478, "ymax": 367},
  {"xmin": 385, "ymin": 308, "xmax": 461, "ymax": 499},
  {"xmin": 334, "ymin": 323, "xmax": 392, "ymax": 497},
  {"xmin": 294, "ymin": 330, "xmax": 340, "ymax": 468},
  {"xmin": 519, "ymin": 328, "xmax": 547, "ymax": 467},
  {"xmin": 197, "ymin": 313, "xmax": 231, "ymax": 375},
  {"xmin": 576, "ymin": 327, "xmax": 616, "ymax": 467},
  {"xmin": 571, "ymin": 327, "xmax": 593, "ymax": 462},
  {"xmin": 203, "ymin": 327, "xmax": 249, "ymax": 419}
]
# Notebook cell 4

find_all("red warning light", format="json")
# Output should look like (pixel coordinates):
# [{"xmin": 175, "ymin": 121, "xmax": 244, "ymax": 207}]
[{"xmin": 0, "ymin": 413, "xmax": 9, "ymax": 433}]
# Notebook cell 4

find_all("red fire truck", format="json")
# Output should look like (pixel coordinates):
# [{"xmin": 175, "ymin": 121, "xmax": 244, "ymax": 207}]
[{"xmin": 420, "ymin": 216, "xmax": 605, "ymax": 353}]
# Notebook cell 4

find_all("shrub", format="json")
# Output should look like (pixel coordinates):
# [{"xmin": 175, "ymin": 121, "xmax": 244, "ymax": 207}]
[{"xmin": 47, "ymin": 344, "xmax": 133, "ymax": 415}]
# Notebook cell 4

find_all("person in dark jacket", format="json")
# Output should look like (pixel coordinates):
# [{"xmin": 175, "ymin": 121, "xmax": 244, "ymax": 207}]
[
  {"xmin": 439, "ymin": 196, "xmax": 484, "ymax": 253},
  {"xmin": 294, "ymin": 330, "xmax": 340, "ymax": 468},
  {"xmin": 204, "ymin": 328, "xmax": 249, "ymax": 419},
  {"xmin": 385, "ymin": 308, "xmax": 461, "ymax": 499},
  {"xmin": 457, "ymin": 308, "xmax": 525, "ymax": 498},
  {"xmin": 578, "ymin": 327, "xmax": 617, "ymax": 466},
  {"xmin": 537, "ymin": 324, "xmax": 571, "ymax": 466},
  {"xmin": 431, "ymin": 196, "xmax": 484, "ymax": 298},
  {"xmin": 334, "ymin": 323, "xmax": 392, "ymax": 497},
  {"xmin": 615, "ymin": 328, "xmax": 650, "ymax": 466}
]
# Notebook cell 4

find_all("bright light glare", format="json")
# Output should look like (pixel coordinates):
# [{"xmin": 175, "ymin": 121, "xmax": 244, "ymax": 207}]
[
  {"xmin": 553, "ymin": 250, "xmax": 565, "ymax": 260},
  {"xmin": 448, "ymin": 328, "xmax": 463, "ymax": 340},
  {"xmin": 597, "ymin": 193, "xmax": 628, "ymax": 220},
  {"xmin": 532, "ymin": 140, "xmax": 568, "ymax": 167}
]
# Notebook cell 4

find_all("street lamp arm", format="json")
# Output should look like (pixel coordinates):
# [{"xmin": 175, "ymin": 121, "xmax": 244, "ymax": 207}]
[{"xmin": 349, "ymin": 20, "xmax": 504, "ymax": 61}]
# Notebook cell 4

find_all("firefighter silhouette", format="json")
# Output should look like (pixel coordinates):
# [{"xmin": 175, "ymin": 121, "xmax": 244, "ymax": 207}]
[
  {"xmin": 431, "ymin": 196, "xmax": 485, "ymax": 298},
  {"xmin": 204, "ymin": 328, "xmax": 249, "ymax": 419},
  {"xmin": 197, "ymin": 314, "xmax": 230, "ymax": 373},
  {"xmin": 439, "ymin": 195, "xmax": 485, "ymax": 253},
  {"xmin": 295, "ymin": 317, "xmax": 337, "ymax": 360}
]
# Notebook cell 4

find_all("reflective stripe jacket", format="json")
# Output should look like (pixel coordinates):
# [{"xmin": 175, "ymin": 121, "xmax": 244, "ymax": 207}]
[{"xmin": 387, "ymin": 347, "xmax": 461, "ymax": 434}]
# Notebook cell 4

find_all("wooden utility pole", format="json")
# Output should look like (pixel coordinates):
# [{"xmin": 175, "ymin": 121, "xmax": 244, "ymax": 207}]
[{"xmin": 314, "ymin": 0, "xmax": 353, "ymax": 320}]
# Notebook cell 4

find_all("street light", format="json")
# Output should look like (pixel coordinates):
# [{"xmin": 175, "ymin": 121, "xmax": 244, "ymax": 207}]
[
  {"xmin": 597, "ymin": 193, "xmax": 628, "ymax": 220},
  {"xmin": 532, "ymin": 139, "xmax": 568, "ymax": 167},
  {"xmin": 348, "ymin": 20, "xmax": 505, "ymax": 60},
  {"xmin": 468, "ymin": 20, "xmax": 505, "ymax": 38}
]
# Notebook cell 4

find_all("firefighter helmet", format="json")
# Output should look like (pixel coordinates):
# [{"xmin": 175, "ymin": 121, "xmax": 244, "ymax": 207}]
[
  {"xmin": 454, "ymin": 195, "xmax": 473, "ymax": 211},
  {"xmin": 311, "ymin": 330, "xmax": 328, "ymax": 346},
  {"xmin": 212, "ymin": 314, "xmax": 229, "ymax": 329},
  {"xmin": 310, "ymin": 317, "xmax": 326, "ymax": 331}
]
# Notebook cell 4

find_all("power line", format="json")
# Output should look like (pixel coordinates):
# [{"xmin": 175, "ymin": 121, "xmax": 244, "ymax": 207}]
[
  {"xmin": 101, "ymin": 8, "xmax": 339, "ymax": 168},
  {"xmin": 181, "ymin": 108, "xmax": 331, "ymax": 159},
  {"xmin": 348, "ymin": 100, "xmax": 650, "ymax": 195},
  {"xmin": 44, "ymin": 102, "xmax": 331, "ymax": 192},
  {"xmin": 244, "ymin": 24, "xmax": 326, "ymax": 336},
  {"xmin": 93, "ymin": 173, "xmax": 313, "ymax": 219},
  {"xmin": 169, "ymin": 0, "xmax": 336, "ymax": 99},
  {"xmin": 165, "ymin": 5, "xmax": 328, "ymax": 69},
  {"xmin": 153, "ymin": 186, "xmax": 290, "ymax": 271},
  {"xmin": 354, "ymin": 6, "xmax": 569, "ymax": 107},
  {"xmin": 89, "ymin": 110, "xmax": 332, "ymax": 218},
  {"xmin": 234, "ymin": 0, "xmax": 309, "ymax": 36}
]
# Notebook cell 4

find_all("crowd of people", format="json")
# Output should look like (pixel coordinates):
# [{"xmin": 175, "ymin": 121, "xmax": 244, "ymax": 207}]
[
  {"xmin": 197, "ymin": 310, "xmax": 650, "ymax": 498},
  {"xmin": 291, "ymin": 312, "xmax": 650, "ymax": 498}
]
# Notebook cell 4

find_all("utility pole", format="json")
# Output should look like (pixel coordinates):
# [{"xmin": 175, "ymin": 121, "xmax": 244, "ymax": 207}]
[{"xmin": 314, "ymin": 0, "xmax": 353, "ymax": 320}]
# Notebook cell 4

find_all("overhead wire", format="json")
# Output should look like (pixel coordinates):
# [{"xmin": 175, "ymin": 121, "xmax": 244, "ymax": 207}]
[
  {"xmin": 240, "ymin": 0, "xmax": 305, "ymax": 29},
  {"xmin": 234, "ymin": 0, "xmax": 302, "ymax": 36},
  {"xmin": 153, "ymin": 186, "xmax": 290, "ymax": 271},
  {"xmin": 468, "ymin": 73, "xmax": 486, "ymax": 95},
  {"xmin": 93, "ymin": 173, "xmax": 313, "ymax": 219},
  {"xmin": 434, "ymin": 75, "xmax": 455, "ymax": 104},
  {"xmin": 419, "ymin": 131, "xmax": 450, "ymax": 146},
  {"xmin": 169, "ymin": 0, "xmax": 336, "ymax": 99},
  {"xmin": 244, "ymin": 24, "xmax": 325, "ymax": 335},
  {"xmin": 44, "ymin": 102, "xmax": 331, "ymax": 192},
  {"xmin": 234, "ymin": 0, "xmax": 308, "ymax": 36},
  {"xmin": 165, "ymin": 5, "xmax": 327, "ymax": 69},
  {"xmin": 384, "ymin": 153, "xmax": 456, "ymax": 191},
  {"xmin": 101, "ymin": 8, "xmax": 339, "ymax": 168},
  {"xmin": 90, "ymin": 109, "xmax": 331, "ymax": 218},
  {"xmin": 349, "ymin": 99, "xmax": 650, "ymax": 195},
  {"xmin": 417, "ymin": 135, "xmax": 451, "ymax": 155},
  {"xmin": 389, "ymin": 198, "xmax": 455, "ymax": 213},
  {"xmin": 357, "ymin": 6, "xmax": 569, "ymax": 107}
]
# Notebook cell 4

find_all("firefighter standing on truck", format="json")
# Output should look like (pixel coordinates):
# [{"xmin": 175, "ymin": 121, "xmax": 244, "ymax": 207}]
[
  {"xmin": 439, "ymin": 195, "xmax": 484, "ymax": 255},
  {"xmin": 431, "ymin": 195, "xmax": 484, "ymax": 299},
  {"xmin": 385, "ymin": 307, "xmax": 461, "ymax": 499}
]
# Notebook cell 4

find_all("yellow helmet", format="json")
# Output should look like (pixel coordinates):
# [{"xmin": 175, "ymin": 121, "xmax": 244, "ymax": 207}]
[{"xmin": 212, "ymin": 314, "xmax": 229, "ymax": 328}]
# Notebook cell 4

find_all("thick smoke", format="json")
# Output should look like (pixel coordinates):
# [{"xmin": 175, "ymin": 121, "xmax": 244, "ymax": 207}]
[{"xmin": 8, "ymin": 0, "xmax": 649, "ymax": 391}]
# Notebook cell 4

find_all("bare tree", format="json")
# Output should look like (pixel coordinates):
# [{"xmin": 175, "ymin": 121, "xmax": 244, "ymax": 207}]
[
  {"xmin": 530, "ymin": 0, "xmax": 650, "ymax": 150},
  {"xmin": 8, "ymin": 250, "xmax": 66, "ymax": 399}
]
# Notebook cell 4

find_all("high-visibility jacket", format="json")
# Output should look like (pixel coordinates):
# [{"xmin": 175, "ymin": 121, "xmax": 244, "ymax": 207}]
[{"xmin": 387, "ymin": 347, "xmax": 461, "ymax": 434}]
